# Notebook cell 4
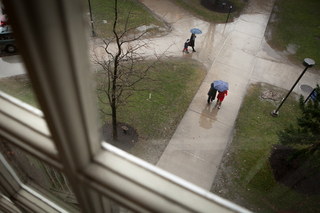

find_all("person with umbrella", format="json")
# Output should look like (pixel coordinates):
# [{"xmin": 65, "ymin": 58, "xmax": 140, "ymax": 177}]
[
  {"xmin": 213, "ymin": 80, "xmax": 229, "ymax": 109},
  {"xmin": 189, "ymin": 28, "xmax": 202, "ymax": 52},
  {"xmin": 217, "ymin": 90, "xmax": 228, "ymax": 109},
  {"xmin": 189, "ymin": 33, "xmax": 196, "ymax": 52},
  {"xmin": 207, "ymin": 82, "xmax": 217, "ymax": 104}
]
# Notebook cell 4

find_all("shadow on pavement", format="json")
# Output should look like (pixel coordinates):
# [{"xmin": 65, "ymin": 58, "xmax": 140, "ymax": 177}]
[{"xmin": 0, "ymin": 50, "xmax": 19, "ymax": 58}]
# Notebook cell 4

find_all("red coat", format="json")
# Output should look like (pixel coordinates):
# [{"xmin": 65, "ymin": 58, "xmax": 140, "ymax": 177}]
[{"xmin": 217, "ymin": 90, "xmax": 228, "ymax": 102}]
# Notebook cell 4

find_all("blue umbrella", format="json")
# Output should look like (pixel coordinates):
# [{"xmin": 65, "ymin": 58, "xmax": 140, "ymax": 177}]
[
  {"xmin": 213, "ymin": 80, "xmax": 229, "ymax": 92},
  {"xmin": 190, "ymin": 28, "xmax": 202, "ymax": 34}
]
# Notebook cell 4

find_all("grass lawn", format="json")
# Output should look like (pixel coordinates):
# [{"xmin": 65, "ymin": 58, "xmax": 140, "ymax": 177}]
[
  {"xmin": 85, "ymin": 0, "xmax": 167, "ymax": 38},
  {"xmin": 0, "ymin": 75, "xmax": 39, "ymax": 108},
  {"xmin": 97, "ymin": 58, "xmax": 206, "ymax": 164},
  {"xmin": 211, "ymin": 83, "xmax": 320, "ymax": 213},
  {"xmin": 169, "ymin": 0, "xmax": 245, "ymax": 23},
  {"xmin": 266, "ymin": 0, "xmax": 320, "ymax": 69}
]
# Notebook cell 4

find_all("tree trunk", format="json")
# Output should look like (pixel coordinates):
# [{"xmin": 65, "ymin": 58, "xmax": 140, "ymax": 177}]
[
  {"xmin": 111, "ymin": 98, "xmax": 118, "ymax": 140},
  {"xmin": 112, "ymin": 0, "xmax": 120, "ymax": 141}
]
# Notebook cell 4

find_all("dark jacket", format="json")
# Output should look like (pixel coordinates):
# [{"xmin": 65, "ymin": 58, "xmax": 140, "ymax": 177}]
[
  {"xmin": 184, "ymin": 41, "xmax": 189, "ymax": 49},
  {"xmin": 207, "ymin": 83, "xmax": 217, "ymax": 97},
  {"xmin": 189, "ymin": 33, "xmax": 196, "ymax": 46}
]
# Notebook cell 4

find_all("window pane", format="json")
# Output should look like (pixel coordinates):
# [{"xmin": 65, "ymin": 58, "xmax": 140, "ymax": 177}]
[
  {"xmin": 0, "ymin": 136, "xmax": 79, "ymax": 211},
  {"xmin": 90, "ymin": 1, "xmax": 320, "ymax": 212},
  {"xmin": 0, "ymin": 28, "xmax": 39, "ymax": 109}
]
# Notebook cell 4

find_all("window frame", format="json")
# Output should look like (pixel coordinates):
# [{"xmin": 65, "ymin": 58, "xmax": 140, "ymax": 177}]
[{"xmin": 0, "ymin": 0, "xmax": 251, "ymax": 212}]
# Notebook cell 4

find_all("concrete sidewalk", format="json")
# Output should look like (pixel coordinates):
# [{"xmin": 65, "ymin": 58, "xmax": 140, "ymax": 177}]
[{"xmin": 139, "ymin": 0, "xmax": 320, "ymax": 191}]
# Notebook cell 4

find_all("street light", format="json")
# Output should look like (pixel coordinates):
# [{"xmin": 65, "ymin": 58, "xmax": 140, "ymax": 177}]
[
  {"xmin": 304, "ymin": 88, "xmax": 316, "ymax": 103},
  {"xmin": 271, "ymin": 58, "xmax": 315, "ymax": 117},
  {"xmin": 226, "ymin": 6, "xmax": 232, "ymax": 23},
  {"xmin": 88, "ymin": 0, "xmax": 97, "ymax": 37}
]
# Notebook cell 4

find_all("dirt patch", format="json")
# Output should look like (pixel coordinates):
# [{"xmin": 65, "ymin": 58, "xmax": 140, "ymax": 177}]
[
  {"xmin": 269, "ymin": 144, "xmax": 320, "ymax": 195},
  {"xmin": 201, "ymin": 0, "xmax": 236, "ymax": 13},
  {"xmin": 101, "ymin": 123, "xmax": 139, "ymax": 151},
  {"xmin": 7, "ymin": 74, "xmax": 29, "ymax": 81},
  {"xmin": 261, "ymin": 89, "xmax": 282, "ymax": 101},
  {"xmin": 101, "ymin": 123, "xmax": 168, "ymax": 165}
]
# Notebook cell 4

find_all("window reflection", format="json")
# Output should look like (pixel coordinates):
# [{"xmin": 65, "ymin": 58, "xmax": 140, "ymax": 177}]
[{"xmin": 0, "ymin": 136, "xmax": 79, "ymax": 209}]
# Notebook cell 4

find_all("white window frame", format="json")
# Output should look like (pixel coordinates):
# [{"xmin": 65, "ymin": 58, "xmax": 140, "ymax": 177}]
[{"xmin": 0, "ymin": 0, "xmax": 251, "ymax": 212}]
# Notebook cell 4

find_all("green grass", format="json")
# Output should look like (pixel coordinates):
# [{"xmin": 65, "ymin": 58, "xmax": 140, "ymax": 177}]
[
  {"xmin": 211, "ymin": 83, "xmax": 320, "ymax": 212},
  {"xmin": 266, "ymin": 0, "xmax": 320, "ymax": 69},
  {"xmin": 96, "ymin": 58, "xmax": 206, "ymax": 163},
  {"xmin": 170, "ymin": 0, "xmax": 245, "ymax": 23},
  {"xmin": 85, "ymin": 0, "xmax": 166, "ymax": 38},
  {"xmin": 0, "ymin": 75, "xmax": 39, "ymax": 108},
  {"xmin": 96, "ymin": 57, "xmax": 206, "ymax": 136}
]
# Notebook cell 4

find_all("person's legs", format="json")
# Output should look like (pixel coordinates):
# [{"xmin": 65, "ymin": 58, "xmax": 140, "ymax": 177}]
[
  {"xmin": 218, "ymin": 101, "xmax": 222, "ymax": 109},
  {"xmin": 207, "ymin": 96, "xmax": 211, "ymax": 104},
  {"xmin": 192, "ymin": 46, "xmax": 196, "ymax": 52}
]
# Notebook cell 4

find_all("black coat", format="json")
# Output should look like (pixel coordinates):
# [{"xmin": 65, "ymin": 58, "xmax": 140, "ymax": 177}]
[
  {"xmin": 189, "ymin": 33, "xmax": 196, "ymax": 47},
  {"xmin": 207, "ymin": 83, "xmax": 217, "ymax": 97}
]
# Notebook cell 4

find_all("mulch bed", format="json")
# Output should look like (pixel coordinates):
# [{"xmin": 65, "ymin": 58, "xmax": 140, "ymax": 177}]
[
  {"xmin": 269, "ymin": 144, "xmax": 320, "ymax": 195},
  {"xmin": 101, "ymin": 123, "xmax": 139, "ymax": 151},
  {"xmin": 201, "ymin": 0, "xmax": 235, "ymax": 13}
]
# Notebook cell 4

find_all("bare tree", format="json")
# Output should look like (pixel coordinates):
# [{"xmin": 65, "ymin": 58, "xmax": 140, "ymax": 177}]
[{"xmin": 93, "ymin": 0, "xmax": 166, "ymax": 140}]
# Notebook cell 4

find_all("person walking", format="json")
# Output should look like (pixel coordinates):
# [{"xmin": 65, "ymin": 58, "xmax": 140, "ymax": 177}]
[
  {"xmin": 182, "ymin": 39, "xmax": 189, "ymax": 53},
  {"xmin": 216, "ymin": 90, "xmax": 228, "ymax": 109},
  {"xmin": 189, "ymin": 33, "xmax": 196, "ymax": 52},
  {"xmin": 207, "ymin": 82, "xmax": 217, "ymax": 104}
]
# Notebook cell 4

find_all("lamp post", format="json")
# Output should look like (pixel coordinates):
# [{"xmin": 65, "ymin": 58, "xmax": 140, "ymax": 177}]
[
  {"xmin": 88, "ymin": 0, "xmax": 97, "ymax": 37},
  {"xmin": 304, "ymin": 88, "xmax": 317, "ymax": 103},
  {"xmin": 226, "ymin": 6, "xmax": 232, "ymax": 23},
  {"xmin": 271, "ymin": 58, "xmax": 315, "ymax": 117}
]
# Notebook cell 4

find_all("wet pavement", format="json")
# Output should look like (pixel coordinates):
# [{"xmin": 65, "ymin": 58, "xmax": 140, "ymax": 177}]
[
  {"xmin": 135, "ymin": 0, "xmax": 320, "ymax": 191},
  {"xmin": 0, "ymin": 55, "xmax": 26, "ymax": 78}
]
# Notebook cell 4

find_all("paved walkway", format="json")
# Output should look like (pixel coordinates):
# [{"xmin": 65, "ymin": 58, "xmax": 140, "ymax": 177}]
[
  {"xmin": 0, "ymin": 55, "xmax": 26, "ymax": 78},
  {"xmin": 137, "ymin": 0, "xmax": 320, "ymax": 191}
]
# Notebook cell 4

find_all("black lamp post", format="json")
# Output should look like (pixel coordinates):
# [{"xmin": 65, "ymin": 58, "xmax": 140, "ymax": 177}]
[
  {"xmin": 88, "ymin": 0, "xmax": 97, "ymax": 37},
  {"xmin": 226, "ymin": 6, "xmax": 232, "ymax": 23},
  {"xmin": 304, "ymin": 88, "xmax": 316, "ymax": 103},
  {"xmin": 271, "ymin": 58, "xmax": 315, "ymax": 117}
]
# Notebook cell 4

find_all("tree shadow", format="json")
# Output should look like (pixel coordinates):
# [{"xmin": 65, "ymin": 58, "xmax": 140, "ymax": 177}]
[
  {"xmin": 269, "ymin": 144, "xmax": 320, "ymax": 195},
  {"xmin": 201, "ymin": 0, "xmax": 236, "ymax": 13},
  {"xmin": 101, "ymin": 123, "xmax": 139, "ymax": 151}
]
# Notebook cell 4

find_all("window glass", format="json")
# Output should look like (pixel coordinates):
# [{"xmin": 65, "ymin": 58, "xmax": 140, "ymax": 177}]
[
  {"xmin": 89, "ymin": 0, "xmax": 207, "ymax": 166},
  {"xmin": 0, "ymin": 136, "xmax": 79, "ymax": 210},
  {"xmin": 0, "ymin": 27, "xmax": 38, "ymax": 108},
  {"xmin": 3, "ymin": 0, "xmax": 319, "ymax": 212},
  {"xmin": 89, "ymin": 1, "xmax": 320, "ymax": 212}
]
